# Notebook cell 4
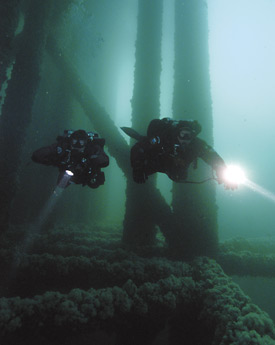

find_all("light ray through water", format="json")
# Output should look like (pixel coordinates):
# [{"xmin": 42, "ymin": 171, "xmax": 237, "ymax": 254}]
[
  {"xmin": 8, "ymin": 182, "xmax": 67, "ymax": 285},
  {"xmin": 244, "ymin": 179, "xmax": 275, "ymax": 204},
  {"xmin": 222, "ymin": 164, "xmax": 275, "ymax": 204}
]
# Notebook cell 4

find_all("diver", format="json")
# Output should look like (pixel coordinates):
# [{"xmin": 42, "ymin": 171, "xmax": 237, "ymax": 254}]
[
  {"xmin": 32, "ymin": 129, "xmax": 109, "ymax": 189},
  {"xmin": 121, "ymin": 117, "xmax": 237, "ymax": 189}
]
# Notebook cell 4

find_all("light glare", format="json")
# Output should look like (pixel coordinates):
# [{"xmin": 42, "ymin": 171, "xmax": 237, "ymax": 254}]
[
  {"xmin": 223, "ymin": 165, "xmax": 246, "ymax": 185},
  {"xmin": 65, "ymin": 170, "xmax": 74, "ymax": 176}
]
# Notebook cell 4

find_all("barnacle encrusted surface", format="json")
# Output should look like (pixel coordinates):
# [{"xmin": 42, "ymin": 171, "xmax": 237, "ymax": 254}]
[{"xmin": 0, "ymin": 226, "xmax": 275, "ymax": 344}]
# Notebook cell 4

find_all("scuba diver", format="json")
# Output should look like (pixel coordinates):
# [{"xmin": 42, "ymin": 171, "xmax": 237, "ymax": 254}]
[
  {"xmin": 121, "ymin": 117, "xmax": 237, "ymax": 189},
  {"xmin": 32, "ymin": 129, "xmax": 109, "ymax": 189}
]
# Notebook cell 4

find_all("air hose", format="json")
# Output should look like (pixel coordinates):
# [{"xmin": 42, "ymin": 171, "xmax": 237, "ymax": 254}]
[{"xmin": 178, "ymin": 177, "xmax": 217, "ymax": 184}]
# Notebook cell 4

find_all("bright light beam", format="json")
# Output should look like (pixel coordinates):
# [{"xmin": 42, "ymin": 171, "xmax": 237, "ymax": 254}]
[
  {"xmin": 8, "ymin": 171, "xmax": 73, "ymax": 285},
  {"xmin": 13, "ymin": 170, "xmax": 73, "ymax": 257},
  {"xmin": 16, "ymin": 186, "xmax": 64, "ymax": 255},
  {"xmin": 244, "ymin": 179, "xmax": 275, "ymax": 204},
  {"xmin": 7, "ymin": 186, "xmax": 65, "ymax": 285}
]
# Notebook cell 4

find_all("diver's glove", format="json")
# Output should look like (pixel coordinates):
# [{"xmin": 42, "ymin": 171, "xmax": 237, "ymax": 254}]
[{"xmin": 133, "ymin": 168, "xmax": 148, "ymax": 184}]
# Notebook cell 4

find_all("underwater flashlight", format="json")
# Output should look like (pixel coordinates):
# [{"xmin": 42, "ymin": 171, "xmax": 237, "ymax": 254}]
[
  {"xmin": 223, "ymin": 165, "xmax": 246, "ymax": 185},
  {"xmin": 57, "ymin": 170, "xmax": 74, "ymax": 189},
  {"xmin": 65, "ymin": 170, "xmax": 74, "ymax": 176}
]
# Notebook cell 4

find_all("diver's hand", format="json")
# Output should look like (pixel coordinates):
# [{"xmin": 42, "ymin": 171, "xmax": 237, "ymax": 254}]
[
  {"xmin": 222, "ymin": 180, "xmax": 238, "ymax": 190},
  {"xmin": 133, "ymin": 168, "xmax": 148, "ymax": 184}
]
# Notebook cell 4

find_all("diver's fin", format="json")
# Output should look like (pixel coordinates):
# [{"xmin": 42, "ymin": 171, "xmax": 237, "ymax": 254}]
[{"xmin": 120, "ymin": 127, "xmax": 144, "ymax": 141}]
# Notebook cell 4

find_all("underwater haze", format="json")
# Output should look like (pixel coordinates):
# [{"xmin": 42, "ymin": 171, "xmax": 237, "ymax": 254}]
[
  {"xmin": 1, "ymin": 0, "xmax": 275, "ymax": 344},
  {"xmin": 209, "ymin": 0, "xmax": 275, "ymax": 241}
]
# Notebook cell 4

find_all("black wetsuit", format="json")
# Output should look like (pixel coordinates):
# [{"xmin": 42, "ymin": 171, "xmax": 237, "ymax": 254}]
[
  {"xmin": 32, "ymin": 136, "xmax": 109, "ymax": 188},
  {"xmin": 130, "ymin": 119, "xmax": 225, "ymax": 183}
]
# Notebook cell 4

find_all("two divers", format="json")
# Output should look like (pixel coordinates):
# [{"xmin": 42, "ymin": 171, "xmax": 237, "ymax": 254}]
[{"xmin": 32, "ymin": 118, "xmax": 238, "ymax": 190}]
